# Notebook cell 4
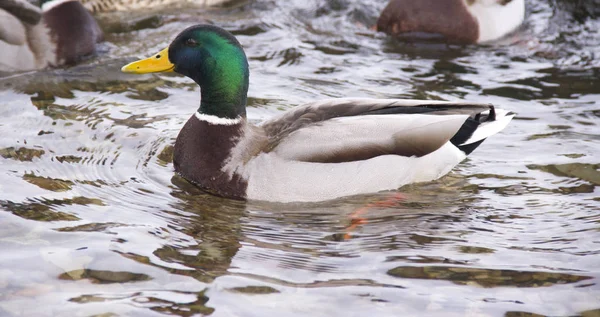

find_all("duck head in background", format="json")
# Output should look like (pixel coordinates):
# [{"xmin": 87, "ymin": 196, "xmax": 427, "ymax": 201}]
[{"xmin": 377, "ymin": 0, "xmax": 525, "ymax": 44}]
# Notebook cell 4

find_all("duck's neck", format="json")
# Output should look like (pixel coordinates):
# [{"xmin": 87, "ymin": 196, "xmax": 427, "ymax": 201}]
[
  {"xmin": 196, "ymin": 58, "xmax": 249, "ymax": 120},
  {"xmin": 198, "ymin": 85, "xmax": 247, "ymax": 119}
]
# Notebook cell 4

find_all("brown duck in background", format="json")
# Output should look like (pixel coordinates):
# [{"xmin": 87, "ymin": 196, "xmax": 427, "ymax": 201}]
[
  {"xmin": 0, "ymin": 0, "xmax": 103, "ymax": 72},
  {"xmin": 376, "ymin": 0, "xmax": 525, "ymax": 44}
]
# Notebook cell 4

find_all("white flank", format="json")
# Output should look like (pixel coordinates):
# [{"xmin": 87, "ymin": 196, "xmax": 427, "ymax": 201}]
[
  {"xmin": 42, "ymin": 0, "xmax": 77, "ymax": 12},
  {"xmin": 462, "ymin": 109, "xmax": 515, "ymax": 145},
  {"xmin": 194, "ymin": 112, "xmax": 242, "ymax": 125},
  {"xmin": 244, "ymin": 142, "xmax": 467, "ymax": 203},
  {"xmin": 467, "ymin": 0, "xmax": 525, "ymax": 43}
]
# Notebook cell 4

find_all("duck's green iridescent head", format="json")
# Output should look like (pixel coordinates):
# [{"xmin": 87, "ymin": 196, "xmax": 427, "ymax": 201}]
[{"xmin": 122, "ymin": 24, "xmax": 249, "ymax": 119}]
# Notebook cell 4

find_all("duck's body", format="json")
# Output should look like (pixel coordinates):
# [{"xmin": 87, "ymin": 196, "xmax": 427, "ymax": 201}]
[
  {"xmin": 377, "ymin": 0, "xmax": 525, "ymax": 44},
  {"xmin": 0, "ymin": 0, "xmax": 103, "ymax": 72},
  {"xmin": 176, "ymin": 99, "xmax": 512, "ymax": 202},
  {"xmin": 122, "ymin": 24, "xmax": 514, "ymax": 203}
]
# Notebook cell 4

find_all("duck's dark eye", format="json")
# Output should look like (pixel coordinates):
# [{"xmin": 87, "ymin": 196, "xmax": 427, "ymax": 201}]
[{"xmin": 185, "ymin": 38, "xmax": 198, "ymax": 47}]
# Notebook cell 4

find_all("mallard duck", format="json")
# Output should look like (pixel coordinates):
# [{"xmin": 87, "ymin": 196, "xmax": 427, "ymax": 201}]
[
  {"xmin": 121, "ymin": 24, "xmax": 514, "ymax": 203},
  {"xmin": 0, "ymin": 0, "xmax": 103, "ymax": 72},
  {"xmin": 377, "ymin": 0, "xmax": 525, "ymax": 44}
]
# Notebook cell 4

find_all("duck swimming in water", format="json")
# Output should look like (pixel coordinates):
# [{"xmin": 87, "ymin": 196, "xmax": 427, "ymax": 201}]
[
  {"xmin": 121, "ymin": 24, "xmax": 514, "ymax": 203},
  {"xmin": 0, "ymin": 0, "xmax": 103, "ymax": 72},
  {"xmin": 377, "ymin": 0, "xmax": 525, "ymax": 44}
]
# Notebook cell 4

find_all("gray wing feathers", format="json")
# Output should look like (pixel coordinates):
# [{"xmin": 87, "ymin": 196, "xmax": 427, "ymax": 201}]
[
  {"xmin": 0, "ymin": 0, "xmax": 42, "ymax": 46},
  {"xmin": 0, "ymin": 0, "xmax": 42, "ymax": 25},
  {"xmin": 271, "ymin": 114, "xmax": 469, "ymax": 163},
  {"xmin": 261, "ymin": 98, "xmax": 491, "ymax": 142}
]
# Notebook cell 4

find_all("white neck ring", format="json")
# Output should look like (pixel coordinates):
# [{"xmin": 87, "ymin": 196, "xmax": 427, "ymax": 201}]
[{"xmin": 194, "ymin": 112, "xmax": 243, "ymax": 125}]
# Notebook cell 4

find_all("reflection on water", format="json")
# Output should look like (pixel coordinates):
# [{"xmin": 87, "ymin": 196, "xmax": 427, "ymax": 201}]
[
  {"xmin": 387, "ymin": 266, "xmax": 592, "ymax": 288},
  {"xmin": 1, "ymin": 0, "xmax": 599, "ymax": 316}
]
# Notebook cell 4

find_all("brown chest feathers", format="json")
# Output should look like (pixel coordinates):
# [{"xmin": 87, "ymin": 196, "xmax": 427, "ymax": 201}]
[
  {"xmin": 376, "ymin": 0, "xmax": 479, "ymax": 44},
  {"xmin": 173, "ymin": 116, "xmax": 249, "ymax": 199}
]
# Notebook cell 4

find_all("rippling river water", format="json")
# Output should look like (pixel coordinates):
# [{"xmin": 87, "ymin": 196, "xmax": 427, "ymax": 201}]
[{"xmin": 1, "ymin": 0, "xmax": 599, "ymax": 316}]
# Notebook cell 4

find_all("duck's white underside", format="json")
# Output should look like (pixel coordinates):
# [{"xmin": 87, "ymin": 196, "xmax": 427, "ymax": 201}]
[
  {"xmin": 243, "ymin": 141, "xmax": 467, "ymax": 203},
  {"xmin": 468, "ymin": 0, "xmax": 525, "ymax": 43}
]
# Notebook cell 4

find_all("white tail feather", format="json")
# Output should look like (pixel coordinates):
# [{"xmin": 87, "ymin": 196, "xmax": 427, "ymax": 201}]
[{"xmin": 461, "ymin": 109, "xmax": 514, "ymax": 145}]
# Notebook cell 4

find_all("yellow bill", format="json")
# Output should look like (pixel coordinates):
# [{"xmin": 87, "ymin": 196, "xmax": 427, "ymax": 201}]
[{"xmin": 121, "ymin": 47, "xmax": 174, "ymax": 74}]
